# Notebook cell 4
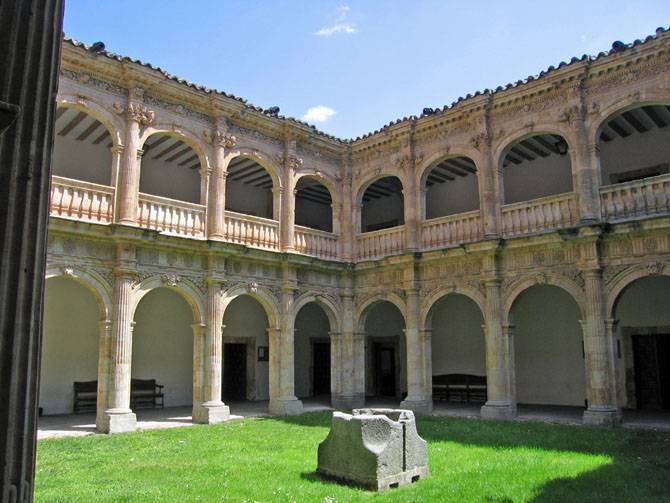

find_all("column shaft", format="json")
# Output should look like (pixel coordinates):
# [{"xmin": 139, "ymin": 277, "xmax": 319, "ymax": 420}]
[
  {"xmin": 117, "ymin": 119, "xmax": 141, "ymax": 224},
  {"xmin": 573, "ymin": 121, "xmax": 602, "ymax": 223},
  {"xmin": 478, "ymin": 146, "xmax": 500, "ymax": 238},
  {"xmin": 95, "ymin": 320, "xmax": 112, "ymax": 430},
  {"xmin": 400, "ymin": 289, "xmax": 433, "ymax": 413}
]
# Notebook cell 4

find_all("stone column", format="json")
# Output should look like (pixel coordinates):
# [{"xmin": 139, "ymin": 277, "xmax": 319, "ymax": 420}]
[
  {"xmin": 581, "ymin": 269, "xmax": 621, "ymax": 425},
  {"xmin": 95, "ymin": 320, "xmax": 112, "ymax": 430},
  {"xmin": 400, "ymin": 288, "xmax": 433, "ymax": 413},
  {"xmin": 480, "ymin": 279, "xmax": 517, "ymax": 419},
  {"xmin": 332, "ymin": 287, "xmax": 365, "ymax": 409},
  {"xmin": 269, "ymin": 286, "xmax": 303, "ymax": 415},
  {"xmin": 110, "ymin": 145, "xmax": 124, "ymax": 191},
  {"xmin": 572, "ymin": 123, "xmax": 601, "ymax": 224},
  {"xmin": 403, "ymin": 187, "xmax": 420, "ymax": 251},
  {"xmin": 192, "ymin": 323, "xmax": 204, "ymax": 411},
  {"xmin": 478, "ymin": 147, "xmax": 501, "ymax": 238},
  {"xmin": 267, "ymin": 327, "xmax": 281, "ymax": 401},
  {"xmin": 117, "ymin": 103, "xmax": 153, "ymax": 225},
  {"xmin": 272, "ymin": 186, "xmax": 283, "ymax": 221},
  {"xmin": 207, "ymin": 130, "xmax": 236, "ymax": 239},
  {"xmin": 354, "ymin": 332, "xmax": 367, "ymax": 399},
  {"xmin": 422, "ymin": 329, "xmax": 433, "ymax": 405},
  {"xmin": 193, "ymin": 281, "xmax": 229, "ymax": 423},
  {"xmin": 329, "ymin": 332, "xmax": 342, "ymax": 401},
  {"xmin": 100, "ymin": 271, "xmax": 137, "ymax": 433},
  {"xmin": 605, "ymin": 319, "xmax": 626, "ymax": 407}
]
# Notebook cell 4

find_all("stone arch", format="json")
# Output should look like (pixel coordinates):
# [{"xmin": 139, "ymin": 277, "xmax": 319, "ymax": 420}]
[
  {"xmin": 294, "ymin": 172, "xmax": 341, "ymax": 207},
  {"xmin": 140, "ymin": 125, "xmax": 211, "ymax": 172},
  {"xmin": 503, "ymin": 273, "xmax": 586, "ymax": 324},
  {"xmin": 356, "ymin": 292, "xmax": 407, "ymax": 333},
  {"xmin": 417, "ymin": 148, "xmax": 482, "ymax": 189},
  {"xmin": 294, "ymin": 293, "xmax": 341, "ymax": 333},
  {"xmin": 421, "ymin": 284, "xmax": 487, "ymax": 329},
  {"xmin": 493, "ymin": 125, "xmax": 575, "ymax": 166},
  {"xmin": 606, "ymin": 264, "xmax": 670, "ymax": 319},
  {"xmin": 224, "ymin": 147, "xmax": 283, "ymax": 190},
  {"xmin": 354, "ymin": 173, "xmax": 406, "ymax": 207},
  {"xmin": 44, "ymin": 265, "xmax": 112, "ymax": 320},
  {"xmin": 55, "ymin": 94, "xmax": 123, "ymax": 149},
  {"xmin": 221, "ymin": 283, "xmax": 280, "ymax": 329},
  {"xmin": 590, "ymin": 94, "xmax": 670, "ymax": 143},
  {"xmin": 130, "ymin": 276, "xmax": 205, "ymax": 325}
]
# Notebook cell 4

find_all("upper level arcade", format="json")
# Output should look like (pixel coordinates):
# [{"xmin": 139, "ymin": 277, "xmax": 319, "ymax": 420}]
[{"xmin": 50, "ymin": 30, "xmax": 670, "ymax": 263}]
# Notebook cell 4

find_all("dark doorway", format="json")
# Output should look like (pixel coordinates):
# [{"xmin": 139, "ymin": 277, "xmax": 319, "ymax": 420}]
[
  {"xmin": 633, "ymin": 334, "xmax": 670, "ymax": 410},
  {"xmin": 374, "ymin": 343, "xmax": 396, "ymax": 397},
  {"xmin": 223, "ymin": 343, "xmax": 247, "ymax": 401},
  {"xmin": 313, "ymin": 342, "xmax": 330, "ymax": 395}
]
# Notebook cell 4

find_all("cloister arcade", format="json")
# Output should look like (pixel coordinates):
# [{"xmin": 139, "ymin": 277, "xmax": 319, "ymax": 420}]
[{"xmin": 41, "ymin": 33, "xmax": 670, "ymax": 432}]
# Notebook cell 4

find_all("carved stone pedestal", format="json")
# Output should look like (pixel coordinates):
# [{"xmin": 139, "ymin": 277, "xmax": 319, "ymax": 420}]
[
  {"xmin": 269, "ymin": 397, "xmax": 303, "ymax": 416},
  {"xmin": 480, "ymin": 401, "xmax": 517, "ymax": 420},
  {"xmin": 331, "ymin": 392, "xmax": 365, "ymax": 410},
  {"xmin": 192, "ymin": 402, "xmax": 230, "ymax": 424},
  {"xmin": 99, "ymin": 409, "xmax": 137, "ymax": 434},
  {"xmin": 583, "ymin": 406, "xmax": 622, "ymax": 427}
]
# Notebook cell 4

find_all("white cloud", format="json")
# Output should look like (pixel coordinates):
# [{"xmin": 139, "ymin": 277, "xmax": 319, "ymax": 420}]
[
  {"xmin": 315, "ymin": 6, "xmax": 357, "ymax": 36},
  {"xmin": 303, "ymin": 106, "xmax": 336, "ymax": 123}
]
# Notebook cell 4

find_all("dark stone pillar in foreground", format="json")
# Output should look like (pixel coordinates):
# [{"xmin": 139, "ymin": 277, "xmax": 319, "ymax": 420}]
[{"xmin": 0, "ymin": 2, "xmax": 64, "ymax": 502}]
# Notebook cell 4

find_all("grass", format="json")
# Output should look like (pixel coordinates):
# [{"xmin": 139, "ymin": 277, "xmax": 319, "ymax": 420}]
[{"xmin": 35, "ymin": 413, "xmax": 670, "ymax": 503}]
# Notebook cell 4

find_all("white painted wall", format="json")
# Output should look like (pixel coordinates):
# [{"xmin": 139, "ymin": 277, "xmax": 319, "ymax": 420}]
[
  {"xmin": 132, "ymin": 288, "xmax": 194, "ymax": 407},
  {"xmin": 40, "ymin": 277, "xmax": 100, "ymax": 415},
  {"xmin": 425, "ymin": 173, "xmax": 480, "ymax": 220},
  {"xmin": 599, "ymin": 128, "xmax": 670, "ymax": 185},
  {"xmin": 140, "ymin": 139, "xmax": 201, "ymax": 204},
  {"xmin": 222, "ymin": 295, "xmax": 270, "ymax": 400},
  {"xmin": 225, "ymin": 177, "xmax": 273, "ymax": 219},
  {"xmin": 512, "ymin": 285, "xmax": 586, "ymax": 406},
  {"xmin": 364, "ymin": 301, "xmax": 407, "ymax": 395},
  {"xmin": 53, "ymin": 132, "xmax": 112, "ymax": 185},
  {"xmin": 294, "ymin": 302, "xmax": 331, "ymax": 398},
  {"xmin": 503, "ymin": 151, "xmax": 572, "ymax": 204},
  {"xmin": 295, "ymin": 196, "xmax": 332, "ymax": 232},
  {"xmin": 430, "ymin": 294, "xmax": 486, "ymax": 375}
]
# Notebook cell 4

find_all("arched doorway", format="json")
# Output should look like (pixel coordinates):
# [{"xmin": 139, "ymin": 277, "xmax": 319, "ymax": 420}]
[
  {"xmin": 225, "ymin": 156, "xmax": 276, "ymax": 219},
  {"xmin": 511, "ymin": 285, "xmax": 586, "ymax": 406},
  {"xmin": 360, "ymin": 176, "xmax": 404, "ymax": 232},
  {"xmin": 294, "ymin": 302, "xmax": 331, "ymax": 400},
  {"xmin": 295, "ymin": 177, "xmax": 333, "ymax": 232},
  {"xmin": 422, "ymin": 156, "xmax": 479, "ymax": 220}
]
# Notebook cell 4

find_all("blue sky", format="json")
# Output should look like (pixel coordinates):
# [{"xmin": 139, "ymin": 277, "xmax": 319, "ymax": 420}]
[{"xmin": 63, "ymin": 1, "xmax": 670, "ymax": 139}]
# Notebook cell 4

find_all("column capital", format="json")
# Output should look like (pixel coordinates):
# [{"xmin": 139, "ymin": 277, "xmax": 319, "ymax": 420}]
[
  {"xmin": 125, "ymin": 103, "xmax": 154, "ymax": 125},
  {"xmin": 483, "ymin": 277, "xmax": 503, "ymax": 288},
  {"xmin": 579, "ymin": 267, "xmax": 603, "ymax": 279}
]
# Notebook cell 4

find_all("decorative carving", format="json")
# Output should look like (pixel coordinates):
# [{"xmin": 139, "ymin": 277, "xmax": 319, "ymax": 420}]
[
  {"xmin": 647, "ymin": 262, "xmax": 666, "ymax": 275},
  {"xmin": 132, "ymin": 272, "xmax": 153, "ymax": 288},
  {"xmin": 559, "ymin": 105, "xmax": 585, "ymax": 125},
  {"xmin": 602, "ymin": 265, "xmax": 628, "ymax": 286},
  {"xmin": 112, "ymin": 102, "xmax": 124, "ymax": 115},
  {"xmin": 558, "ymin": 269, "xmax": 585, "ymax": 289},
  {"xmin": 214, "ymin": 132, "xmax": 236, "ymax": 148},
  {"xmin": 77, "ymin": 94, "xmax": 87, "ymax": 106},
  {"xmin": 249, "ymin": 282, "xmax": 259, "ymax": 294},
  {"xmin": 287, "ymin": 155, "xmax": 303, "ymax": 170},
  {"xmin": 534, "ymin": 273, "xmax": 548, "ymax": 285},
  {"xmin": 161, "ymin": 274, "xmax": 181, "ymax": 287},
  {"xmin": 61, "ymin": 266, "xmax": 74, "ymax": 277},
  {"xmin": 142, "ymin": 95, "xmax": 214, "ymax": 124},
  {"xmin": 125, "ymin": 103, "xmax": 154, "ymax": 125}
]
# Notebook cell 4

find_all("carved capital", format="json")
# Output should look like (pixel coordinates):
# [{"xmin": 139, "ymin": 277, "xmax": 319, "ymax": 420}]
[
  {"xmin": 61, "ymin": 266, "xmax": 74, "ymax": 277},
  {"xmin": 125, "ymin": 103, "xmax": 154, "ymax": 125},
  {"xmin": 214, "ymin": 131, "xmax": 236, "ymax": 148}
]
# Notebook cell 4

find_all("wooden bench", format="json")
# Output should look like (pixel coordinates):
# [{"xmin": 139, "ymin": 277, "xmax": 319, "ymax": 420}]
[
  {"xmin": 432, "ymin": 374, "xmax": 487, "ymax": 403},
  {"xmin": 73, "ymin": 378, "xmax": 164, "ymax": 413}
]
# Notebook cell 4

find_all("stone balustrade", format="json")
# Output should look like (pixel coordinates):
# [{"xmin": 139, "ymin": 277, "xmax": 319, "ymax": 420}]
[
  {"xmin": 502, "ymin": 192, "xmax": 576, "ymax": 238},
  {"xmin": 600, "ymin": 174, "xmax": 670, "ymax": 222},
  {"xmin": 137, "ymin": 193, "xmax": 205, "ymax": 237},
  {"xmin": 421, "ymin": 210, "xmax": 482, "ymax": 251},
  {"xmin": 356, "ymin": 226, "xmax": 406, "ymax": 261},
  {"xmin": 295, "ymin": 225, "xmax": 339, "ymax": 260},
  {"xmin": 224, "ymin": 211, "xmax": 280, "ymax": 251},
  {"xmin": 49, "ymin": 176, "xmax": 115, "ymax": 224}
]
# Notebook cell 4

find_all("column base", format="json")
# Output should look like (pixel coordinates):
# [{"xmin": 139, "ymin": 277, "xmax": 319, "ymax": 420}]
[
  {"xmin": 480, "ymin": 401, "xmax": 517, "ymax": 420},
  {"xmin": 583, "ymin": 406, "xmax": 621, "ymax": 427},
  {"xmin": 192, "ymin": 402, "xmax": 230, "ymax": 424},
  {"xmin": 269, "ymin": 397, "xmax": 303, "ymax": 416},
  {"xmin": 399, "ymin": 396, "xmax": 433, "ymax": 414},
  {"xmin": 98, "ymin": 409, "xmax": 137, "ymax": 434},
  {"xmin": 331, "ymin": 392, "xmax": 365, "ymax": 410}
]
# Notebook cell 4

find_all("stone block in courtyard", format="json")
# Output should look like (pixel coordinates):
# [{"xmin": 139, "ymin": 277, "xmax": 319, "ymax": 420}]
[{"xmin": 317, "ymin": 408, "xmax": 429, "ymax": 491}]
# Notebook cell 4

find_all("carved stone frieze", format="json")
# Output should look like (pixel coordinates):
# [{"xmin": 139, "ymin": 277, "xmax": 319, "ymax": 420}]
[
  {"xmin": 585, "ymin": 59, "xmax": 670, "ymax": 96},
  {"xmin": 143, "ymin": 95, "xmax": 214, "ymax": 125},
  {"xmin": 602, "ymin": 265, "xmax": 629, "ymax": 287},
  {"xmin": 161, "ymin": 274, "xmax": 181, "ymax": 287},
  {"xmin": 227, "ymin": 123, "xmax": 283, "ymax": 147},
  {"xmin": 59, "ymin": 68, "xmax": 129, "ymax": 96},
  {"xmin": 132, "ymin": 272, "xmax": 154, "ymax": 288}
]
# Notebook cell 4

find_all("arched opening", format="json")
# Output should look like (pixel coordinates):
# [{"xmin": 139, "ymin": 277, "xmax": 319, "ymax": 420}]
[
  {"xmin": 295, "ymin": 177, "xmax": 333, "ymax": 232},
  {"xmin": 360, "ymin": 176, "xmax": 404, "ymax": 232},
  {"xmin": 39, "ymin": 277, "xmax": 101, "ymax": 415},
  {"xmin": 294, "ymin": 302, "xmax": 332, "ymax": 400},
  {"xmin": 597, "ymin": 104, "xmax": 670, "ymax": 221},
  {"xmin": 362, "ymin": 301, "xmax": 406, "ymax": 400},
  {"xmin": 613, "ymin": 275, "xmax": 670, "ymax": 410},
  {"xmin": 511, "ymin": 285, "xmax": 586, "ymax": 406},
  {"xmin": 140, "ymin": 133, "xmax": 203, "ymax": 204},
  {"xmin": 428, "ymin": 294, "xmax": 486, "ymax": 403},
  {"xmin": 53, "ymin": 106, "xmax": 113, "ymax": 185},
  {"xmin": 501, "ymin": 133, "xmax": 573, "ymax": 204},
  {"xmin": 225, "ymin": 156, "xmax": 275, "ymax": 219},
  {"xmin": 221, "ymin": 295, "xmax": 270, "ymax": 402},
  {"xmin": 422, "ymin": 156, "xmax": 479, "ymax": 220},
  {"xmin": 132, "ymin": 288, "xmax": 194, "ymax": 408}
]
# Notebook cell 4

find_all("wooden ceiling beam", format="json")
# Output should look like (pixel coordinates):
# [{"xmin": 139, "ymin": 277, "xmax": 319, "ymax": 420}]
[
  {"xmin": 55, "ymin": 107, "xmax": 68, "ymax": 120},
  {"xmin": 608, "ymin": 118, "xmax": 631, "ymax": 138},
  {"xmin": 532, "ymin": 135, "xmax": 560, "ymax": 154},
  {"xmin": 505, "ymin": 153, "xmax": 523, "ymax": 164},
  {"xmin": 621, "ymin": 111, "xmax": 649, "ymax": 133},
  {"xmin": 642, "ymin": 106, "xmax": 668, "ymax": 128},
  {"xmin": 520, "ymin": 139, "xmax": 550, "ymax": 158},
  {"xmin": 75, "ymin": 120, "xmax": 100, "ymax": 141},
  {"xmin": 440, "ymin": 164, "xmax": 468, "ymax": 177},
  {"xmin": 58, "ymin": 111, "xmax": 87, "ymax": 136},
  {"xmin": 92, "ymin": 131, "xmax": 109, "ymax": 145},
  {"xmin": 144, "ymin": 135, "xmax": 170, "ymax": 152},
  {"xmin": 179, "ymin": 154, "xmax": 200, "ymax": 166},
  {"xmin": 165, "ymin": 145, "xmax": 193, "ymax": 163},
  {"xmin": 230, "ymin": 166, "xmax": 267, "ymax": 181},
  {"xmin": 510, "ymin": 146, "xmax": 535, "ymax": 162},
  {"xmin": 445, "ymin": 158, "xmax": 477, "ymax": 173},
  {"xmin": 151, "ymin": 139, "xmax": 183, "ymax": 160}
]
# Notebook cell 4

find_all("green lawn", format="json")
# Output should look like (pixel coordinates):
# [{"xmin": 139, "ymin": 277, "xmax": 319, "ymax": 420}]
[{"xmin": 35, "ymin": 413, "xmax": 670, "ymax": 503}]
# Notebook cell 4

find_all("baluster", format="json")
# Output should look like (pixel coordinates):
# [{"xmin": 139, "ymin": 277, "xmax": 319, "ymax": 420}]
[
  {"xmin": 613, "ymin": 190, "xmax": 624, "ymax": 218},
  {"xmin": 632, "ymin": 186, "xmax": 645, "ymax": 216},
  {"xmin": 661, "ymin": 182, "xmax": 670, "ymax": 213},
  {"xmin": 622, "ymin": 188, "xmax": 635, "ymax": 217},
  {"xmin": 513, "ymin": 209, "xmax": 522, "ymax": 236}
]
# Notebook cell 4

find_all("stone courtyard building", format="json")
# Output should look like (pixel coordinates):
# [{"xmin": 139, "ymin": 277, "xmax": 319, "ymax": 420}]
[{"xmin": 42, "ymin": 29, "xmax": 670, "ymax": 433}]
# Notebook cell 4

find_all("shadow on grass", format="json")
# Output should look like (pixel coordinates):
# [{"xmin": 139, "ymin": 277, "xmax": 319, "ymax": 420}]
[{"xmin": 269, "ymin": 412, "xmax": 670, "ymax": 502}]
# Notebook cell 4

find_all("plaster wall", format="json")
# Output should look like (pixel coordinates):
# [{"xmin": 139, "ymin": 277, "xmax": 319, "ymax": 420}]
[
  {"xmin": 53, "ymin": 132, "xmax": 111, "ymax": 185},
  {"xmin": 39, "ymin": 277, "xmax": 100, "ymax": 415},
  {"xmin": 430, "ymin": 295, "xmax": 486, "ymax": 375},
  {"xmin": 294, "ymin": 302, "xmax": 331, "ymax": 398},
  {"xmin": 512, "ymin": 285, "xmax": 586, "ymax": 406},
  {"xmin": 226, "ymin": 177, "xmax": 273, "ymax": 219},
  {"xmin": 364, "ymin": 301, "xmax": 407, "ymax": 395},
  {"xmin": 425, "ymin": 172, "xmax": 480, "ymax": 220},
  {"xmin": 132, "ymin": 288, "xmax": 194, "ymax": 407},
  {"xmin": 361, "ymin": 193, "xmax": 404, "ymax": 231},
  {"xmin": 295, "ymin": 197, "xmax": 332, "ymax": 232},
  {"xmin": 503, "ymin": 152, "xmax": 572, "ymax": 204},
  {"xmin": 599, "ymin": 128, "xmax": 670, "ymax": 185},
  {"xmin": 222, "ymin": 295, "xmax": 270, "ymax": 400},
  {"xmin": 140, "ymin": 146, "xmax": 201, "ymax": 204}
]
